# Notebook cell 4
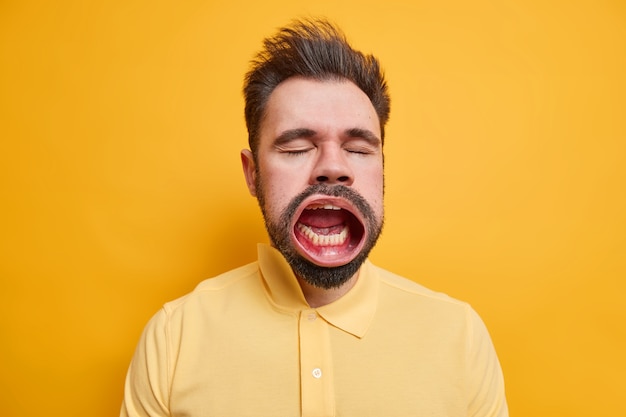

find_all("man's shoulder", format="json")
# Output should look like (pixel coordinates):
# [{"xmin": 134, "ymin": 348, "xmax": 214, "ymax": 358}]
[
  {"xmin": 163, "ymin": 262, "xmax": 260, "ymax": 313},
  {"xmin": 193, "ymin": 262, "xmax": 260, "ymax": 291},
  {"xmin": 371, "ymin": 263, "xmax": 469, "ymax": 310}
]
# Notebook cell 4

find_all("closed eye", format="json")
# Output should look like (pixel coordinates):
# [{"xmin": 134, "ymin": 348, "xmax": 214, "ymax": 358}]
[
  {"xmin": 273, "ymin": 128, "xmax": 316, "ymax": 156},
  {"xmin": 282, "ymin": 148, "xmax": 312, "ymax": 156},
  {"xmin": 343, "ymin": 141, "xmax": 379, "ymax": 156},
  {"xmin": 345, "ymin": 147, "xmax": 372, "ymax": 155},
  {"xmin": 344, "ymin": 128, "xmax": 381, "ymax": 156}
]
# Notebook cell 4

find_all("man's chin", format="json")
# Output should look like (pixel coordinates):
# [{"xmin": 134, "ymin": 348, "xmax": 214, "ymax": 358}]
[{"xmin": 284, "ymin": 251, "xmax": 364, "ymax": 289}]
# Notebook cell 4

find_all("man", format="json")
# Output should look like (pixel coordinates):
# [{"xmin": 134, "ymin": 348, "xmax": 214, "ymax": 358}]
[{"xmin": 121, "ymin": 19, "xmax": 508, "ymax": 417}]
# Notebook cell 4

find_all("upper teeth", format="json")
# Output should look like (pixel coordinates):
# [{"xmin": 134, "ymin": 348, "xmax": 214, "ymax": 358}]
[{"xmin": 307, "ymin": 204, "xmax": 341, "ymax": 210}]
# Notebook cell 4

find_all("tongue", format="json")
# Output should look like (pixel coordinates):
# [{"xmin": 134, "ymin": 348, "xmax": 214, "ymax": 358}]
[{"xmin": 298, "ymin": 209, "xmax": 347, "ymax": 228}]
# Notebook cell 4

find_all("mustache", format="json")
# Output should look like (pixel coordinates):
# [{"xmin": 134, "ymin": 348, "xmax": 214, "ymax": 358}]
[{"xmin": 284, "ymin": 184, "xmax": 373, "ymax": 219}]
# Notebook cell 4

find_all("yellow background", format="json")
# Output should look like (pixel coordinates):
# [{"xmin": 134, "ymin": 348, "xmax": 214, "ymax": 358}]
[{"xmin": 1, "ymin": 0, "xmax": 624, "ymax": 415}]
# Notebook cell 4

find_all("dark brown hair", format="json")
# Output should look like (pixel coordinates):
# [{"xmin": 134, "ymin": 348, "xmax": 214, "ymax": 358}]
[{"xmin": 243, "ymin": 18, "xmax": 390, "ymax": 157}]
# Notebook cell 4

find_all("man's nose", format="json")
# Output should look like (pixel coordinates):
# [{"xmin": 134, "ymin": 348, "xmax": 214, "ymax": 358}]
[{"xmin": 310, "ymin": 145, "xmax": 354, "ymax": 185}]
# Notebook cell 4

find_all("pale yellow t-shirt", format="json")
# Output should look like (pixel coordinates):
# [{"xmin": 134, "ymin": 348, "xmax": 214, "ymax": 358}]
[{"xmin": 121, "ymin": 244, "xmax": 508, "ymax": 416}]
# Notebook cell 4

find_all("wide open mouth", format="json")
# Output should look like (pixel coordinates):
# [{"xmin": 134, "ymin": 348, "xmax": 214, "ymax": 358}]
[{"xmin": 290, "ymin": 196, "xmax": 367, "ymax": 267}]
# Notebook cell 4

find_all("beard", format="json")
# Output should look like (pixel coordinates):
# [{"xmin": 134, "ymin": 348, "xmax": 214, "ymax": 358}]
[{"xmin": 256, "ymin": 181, "xmax": 384, "ymax": 289}]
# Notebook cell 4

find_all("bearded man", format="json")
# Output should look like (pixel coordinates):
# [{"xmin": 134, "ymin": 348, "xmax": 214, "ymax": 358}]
[{"xmin": 121, "ymin": 19, "xmax": 508, "ymax": 417}]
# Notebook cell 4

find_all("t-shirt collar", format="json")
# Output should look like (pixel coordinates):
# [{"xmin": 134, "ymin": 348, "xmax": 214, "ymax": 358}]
[{"xmin": 257, "ymin": 243, "xmax": 378, "ymax": 338}]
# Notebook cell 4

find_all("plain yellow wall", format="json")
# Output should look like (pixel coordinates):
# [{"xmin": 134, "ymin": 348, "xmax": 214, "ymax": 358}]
[{"xmin": 1, "ymin": 0, "xmax": 624, "ymax": 415}]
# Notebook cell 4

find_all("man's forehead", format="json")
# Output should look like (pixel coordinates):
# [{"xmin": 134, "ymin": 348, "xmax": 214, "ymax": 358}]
[{"xmin": 259, "ymin": 77, "xmax": 380, "ymax": 138}]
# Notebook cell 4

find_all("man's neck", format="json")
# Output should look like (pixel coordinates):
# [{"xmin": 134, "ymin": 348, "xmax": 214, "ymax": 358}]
[{"xmin": 296, "ymin": 271, "xmax": 360, "ymax": 308}]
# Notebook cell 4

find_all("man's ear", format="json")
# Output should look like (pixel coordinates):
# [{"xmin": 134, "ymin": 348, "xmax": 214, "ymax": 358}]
[{"xmin": 240, "ymin": 149, "xmax": 257, "ymax": 197}]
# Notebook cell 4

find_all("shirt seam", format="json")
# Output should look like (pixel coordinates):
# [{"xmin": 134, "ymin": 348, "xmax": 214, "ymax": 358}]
[
  {"xmin": 163, "ymin": 307, "xmax": 173, "ymax": 413},
  {"xmin": 378, "ymin": 276, "xmax": 469, "ymax": 308}
]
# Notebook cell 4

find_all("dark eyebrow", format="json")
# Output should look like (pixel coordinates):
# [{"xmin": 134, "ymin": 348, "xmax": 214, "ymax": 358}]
[
  {"xmin": 273, "ymin": 127, "xmax": 381, "ymax": 147},
  {"xmin": 346, "ymin": 128, "xmax": 381, "ymax": 146},
  {"xmin": 274, "ymin": 128, "xmax": 317, "ymax": 146}
]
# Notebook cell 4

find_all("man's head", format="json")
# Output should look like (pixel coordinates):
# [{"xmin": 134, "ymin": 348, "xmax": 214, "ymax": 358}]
[
  {"xmin": 241, "ymin": 19, "xmax": 390, "ymax": 289},
  {"xmin": 243, "ymin": 19, "xmax": 390, "ymax": 158}
]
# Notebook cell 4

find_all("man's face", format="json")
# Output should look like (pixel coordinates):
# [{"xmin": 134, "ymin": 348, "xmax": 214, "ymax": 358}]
[{"xmin": 241, "ymin": 77, "xmax": 384, "ymax": 288}]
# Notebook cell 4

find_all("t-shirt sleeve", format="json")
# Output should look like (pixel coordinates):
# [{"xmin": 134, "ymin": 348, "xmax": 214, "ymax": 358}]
[
  {"xmin": 120, "ymin": 308, "xmax": 172, "ymax": 417},
  {"xmin": 466, "ymin": 306, "xmax": 509, "ymax": 417}
]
